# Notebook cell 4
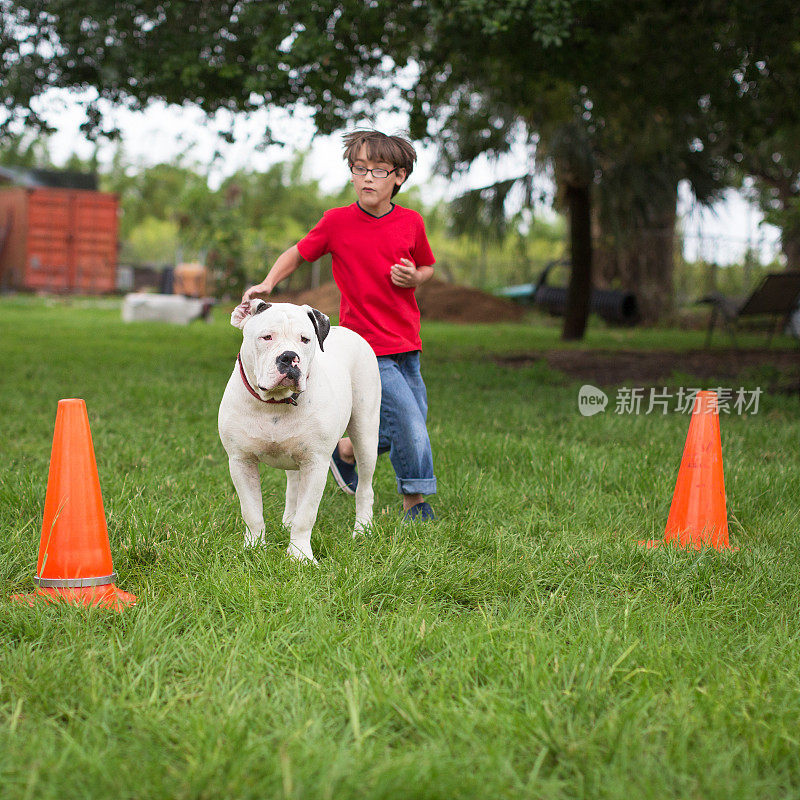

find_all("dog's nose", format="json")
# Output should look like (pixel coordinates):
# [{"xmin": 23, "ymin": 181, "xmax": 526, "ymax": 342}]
[{"xmin": 276, "ymin": 351, "xmax": 299, "ymax": 369}]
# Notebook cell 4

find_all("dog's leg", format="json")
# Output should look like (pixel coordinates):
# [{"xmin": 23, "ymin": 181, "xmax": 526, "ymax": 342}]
[
  {"xmin": 228, "ymin": 456, "xmax": 265, "ymax": 547},
  {"xmin": 286, "ymin": 462, "xmax": 328, "ymax": 563},
  {"xmin": 283, "ymin": 470, "xmax": 300, "ymax": 528},
  {"xmin": 348, "ymin": 378, "xmax": 380, "ymax": 537},
  {"xmin": 349, "ymin": 430, "xmax": 377, "ymax": 537}
]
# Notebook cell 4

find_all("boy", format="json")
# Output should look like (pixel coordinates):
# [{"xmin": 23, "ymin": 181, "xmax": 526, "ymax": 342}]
[{"xmin": 242, "ymin": 130, "xmax": 437, "ymax": 521}]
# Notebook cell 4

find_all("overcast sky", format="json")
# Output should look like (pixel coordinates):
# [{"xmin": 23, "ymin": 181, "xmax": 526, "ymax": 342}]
[{"xmin": 34, "ymin": 89, "xmax": 782, "ymax": 267}]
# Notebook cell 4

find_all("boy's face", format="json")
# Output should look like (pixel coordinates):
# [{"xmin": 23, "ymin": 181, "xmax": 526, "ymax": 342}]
[{"xmin": 350, "ymin": 144, "xmax": 406, "ymax": 214}]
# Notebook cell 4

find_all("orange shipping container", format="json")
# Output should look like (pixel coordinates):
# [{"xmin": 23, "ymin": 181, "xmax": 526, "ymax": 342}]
[{"xmin": 0, "ymin": 188, "xmax": 119, "ymax": 293}]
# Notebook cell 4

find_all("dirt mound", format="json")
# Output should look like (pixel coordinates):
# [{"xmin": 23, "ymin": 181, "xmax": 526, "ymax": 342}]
[
  {"xmin": 495, "ymin": 348, "xmax": 800, "ymax": 387},
  {"xmin": 277, "ymin": 281, "xmax": 341, "ymax": 317},
  {"xmin": 277, "ymin": 278, "xmax": 526, "ymax": 323},
  {"xmin": 417, "ymin": 278, "xmax": 526, "ymax": 323}
]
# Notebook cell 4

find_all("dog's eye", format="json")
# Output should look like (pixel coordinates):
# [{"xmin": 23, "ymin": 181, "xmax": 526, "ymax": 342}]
[
  {"xmin": 260, "ymin": 334, "xmax": 272, "ymax": 341},
  {"xmin": 300, "ymin": 336, "xmax": 310, "ymax": 344}
]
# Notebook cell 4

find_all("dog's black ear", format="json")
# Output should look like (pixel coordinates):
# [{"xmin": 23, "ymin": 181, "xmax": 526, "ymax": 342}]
[
  {"xmin": 252, "ymin": 300, "xmax": 272, "ymax": 316},
  {"xmin": 305, "ymin": 306, "xmax": 330, "ymax": 352}
]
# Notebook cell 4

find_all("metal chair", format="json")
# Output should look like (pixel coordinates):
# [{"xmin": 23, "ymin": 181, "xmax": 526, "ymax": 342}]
[{"xmin": 699, "ymin": 271, "xmax": 800, "ymax": 347}]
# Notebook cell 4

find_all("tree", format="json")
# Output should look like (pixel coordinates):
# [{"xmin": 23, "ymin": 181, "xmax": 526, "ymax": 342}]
[
  {"xmin": 0, "ymin": 131, "xmax": 54, "ymax": 168},
  {"xmin": 402, "ymin": 1, "xmax": 800, "ymax": 330},
  {"xmin": 731, "ymin": 66, "xmax": 800, "ymax": 268},
  {"xmin": 748, "ymin": 137, "xmax": 800, "ymax": 267},
  {"xmin": 0, "ymin": 0, "xmax": 430, "ymax": 139},
  {"xmin": 3, "ymin": 1, "xmax": 798, "ymax": 335}
]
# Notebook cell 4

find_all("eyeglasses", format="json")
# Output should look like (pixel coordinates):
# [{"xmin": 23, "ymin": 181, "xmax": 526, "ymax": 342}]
[{"xmin": 350, "ymin": 165, "xmax": 397, "ymax": 179}]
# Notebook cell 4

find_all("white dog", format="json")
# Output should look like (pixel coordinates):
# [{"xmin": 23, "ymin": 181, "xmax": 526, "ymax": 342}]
[{"xmin": 218, "ymin": 300, "xmax": 380, "ymax": 561}]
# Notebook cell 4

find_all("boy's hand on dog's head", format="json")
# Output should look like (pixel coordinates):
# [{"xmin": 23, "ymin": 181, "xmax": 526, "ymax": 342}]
[
  {"xmin": 242, "ymin": 283, "xmax": 270, "ymax": 303},
  {"xmin": 390, "ymin": 258, "xmax": 420, "ymax": 288}
]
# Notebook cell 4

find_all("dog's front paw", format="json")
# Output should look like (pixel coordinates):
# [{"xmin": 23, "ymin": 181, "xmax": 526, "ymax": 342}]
[{"xmin": 286, "ymin": 542, "xmax": 318, "ymax": 564}]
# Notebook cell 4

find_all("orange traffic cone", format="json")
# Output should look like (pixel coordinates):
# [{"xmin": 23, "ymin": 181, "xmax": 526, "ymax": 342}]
[
  {"xmin": 11, "ymin": 399, "xmax": 137, "ymax": 610},
  {"xmin": 642, "ymin": 390, "xmax": 732, "ymax": 550}
]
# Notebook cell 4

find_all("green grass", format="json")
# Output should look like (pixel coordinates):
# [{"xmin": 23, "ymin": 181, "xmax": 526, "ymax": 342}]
[{"xmin": 2, "ymin": 296, "xmax": 800, "ymax": 799}]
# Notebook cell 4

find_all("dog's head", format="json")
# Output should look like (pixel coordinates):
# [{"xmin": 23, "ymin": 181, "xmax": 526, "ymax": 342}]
[{"xmin": 231, "ymin": 299, "xmax": 330, "ymax": 399}]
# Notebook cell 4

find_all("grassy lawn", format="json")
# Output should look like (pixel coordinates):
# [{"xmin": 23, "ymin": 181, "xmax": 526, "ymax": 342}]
[{"xmin": 1, "ymin": 296, "xmax": 800, "ymax": 799}]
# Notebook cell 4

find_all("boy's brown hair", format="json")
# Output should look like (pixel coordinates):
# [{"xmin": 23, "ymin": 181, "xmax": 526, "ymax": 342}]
[{"xmin": 342, "ymin": 130, "xmax": 416, "ymax": 197}]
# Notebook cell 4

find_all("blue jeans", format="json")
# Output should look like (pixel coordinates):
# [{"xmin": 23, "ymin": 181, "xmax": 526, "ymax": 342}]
[{"xmin": 377, "ymin": 351, "xmax": 437, "ymax": 496}]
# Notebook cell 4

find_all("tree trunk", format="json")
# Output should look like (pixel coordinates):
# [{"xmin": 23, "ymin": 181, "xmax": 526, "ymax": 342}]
[
  {"xmin": 782, "ymin": 232, "xmax": 800, "ymax": 268},
  {"xmin": 593, "ymin": 185, "xmax": 678, "ymax": 323},
  {"xmin": 562, "ymin": 183, "xmax": 593, "ymax": 341},
  {"xmin": 779, "ymin": 202, "xmax": 800, "ymax": 267},
  {"xmin": 627, "ymin": 197, "xmax": 676, "ymax": 322}
]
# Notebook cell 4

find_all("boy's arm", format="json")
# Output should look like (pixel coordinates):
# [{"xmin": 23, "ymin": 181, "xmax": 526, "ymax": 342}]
[
  {"xmin": 415, "ymin": 265, "xmax": 435, "ymax": 285},
  {"xmin": 390, "ymin": 258, "xmax": 434, "ymax": 288},
  {"xmin": 242, "ymin": 245, "xmax": 305, "ymax": 302}
]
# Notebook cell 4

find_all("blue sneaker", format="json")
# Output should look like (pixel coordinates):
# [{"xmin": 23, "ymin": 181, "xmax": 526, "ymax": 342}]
[
  {"xmin": 330, "ymin": 445, "xmax": 358, "ymax": 495},
  {"xmin": 402, "ymin": 501, "xmax": 435, "ymax": 523}
]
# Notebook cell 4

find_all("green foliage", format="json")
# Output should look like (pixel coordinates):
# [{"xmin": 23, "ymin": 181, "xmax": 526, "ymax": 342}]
[
  {"xmin": 121, "ymin": 216, "xmax": 181, "ymax": 266},
  {"xmin": 100, "ymin": 152, "xmax": 340, "ymax": 293},
  {"xmin": 103, "ymin": 158, "xmax": 212, "ymax": 236},
  {"xmin": 434, "ymin": 213, "xmax": 566, "ymax": 289},
  {"xmin": 1, "ymin": 131, "xmax": 567, "ymax": 294},
  {"xmin": 4, "ymin": 1, "xmax": 800, "ymax": 326},
  {"xmin": 0, "ymin": 133, "xmax": 55, "ymax": 169},
  {"xmin": 673, "ymin": 251, "xmax": 784, "ymax": 305},
  {"xmin": 742, "ymin": 128, "xmax": 800, "ymax": 263},
  {"xmin": 2, "ymin": 299, "xmax": 800, "ymax": 797}
]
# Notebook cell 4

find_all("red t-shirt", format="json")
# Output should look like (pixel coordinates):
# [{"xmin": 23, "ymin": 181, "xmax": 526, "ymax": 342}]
[{"xmin": 296, "ymin": 203, "xmax": 436, "ymax": 356}]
